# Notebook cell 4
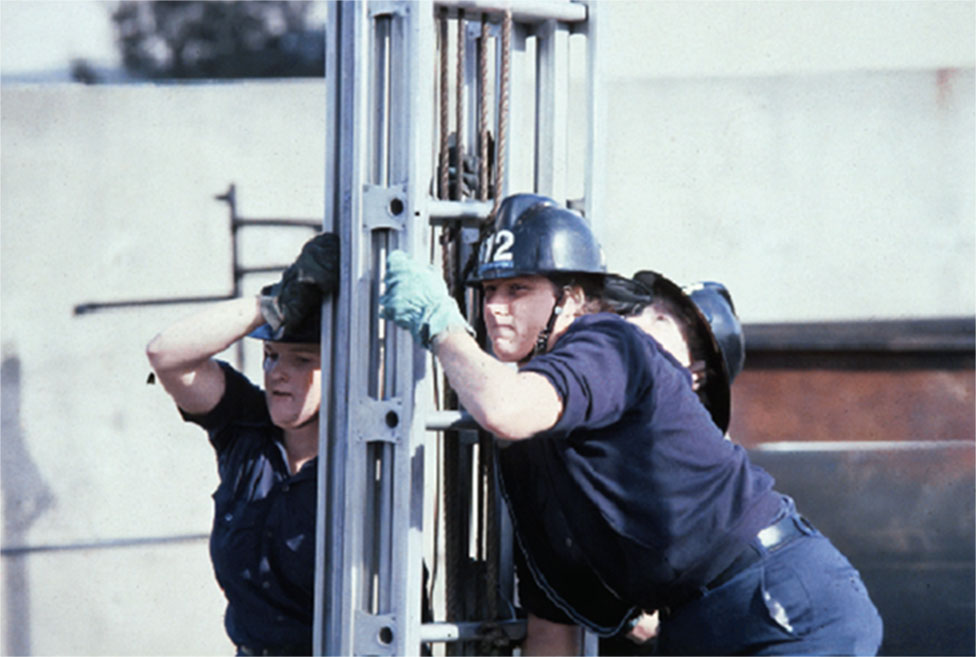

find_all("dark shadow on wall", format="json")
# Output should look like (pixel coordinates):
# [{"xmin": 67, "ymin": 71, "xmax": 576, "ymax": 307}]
[{"xmin": 2, "ymin": 352, "xmax": 55, "ymax": 656}]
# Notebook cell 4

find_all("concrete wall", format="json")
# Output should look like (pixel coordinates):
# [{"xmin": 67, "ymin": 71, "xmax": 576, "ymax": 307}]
[
  {"xmin": 595, "ymin": 2, "xmax": 975, "ymax": 321},
  {"xmin": 600, "ymin": 68, "xmax": 975, "ymax": 322},
  {"xmin": 2, "ymin": 81, "xmax": 327, "ymax": 656},
  {"xmin": 602, "ymin": 1, "xmax": 974, "ymax": 78},
  {"xmin": 1, "ymin": 2, "xmax": 973, "ymax": 655}
]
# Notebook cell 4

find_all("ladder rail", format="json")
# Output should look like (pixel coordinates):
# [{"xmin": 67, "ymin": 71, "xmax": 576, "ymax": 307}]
[
  {"xmin": 316, "ymin": 2, "xmax": 604, "ymax": 654},
  {"xmin": 317, "ymin": 2, "xmax": 368, "ymax": 655}
]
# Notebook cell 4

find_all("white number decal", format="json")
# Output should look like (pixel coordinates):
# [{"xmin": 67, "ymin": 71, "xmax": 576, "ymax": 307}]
[{"xmin": 489, "ymin": 229, "xmax": 515, "ymax": 262}]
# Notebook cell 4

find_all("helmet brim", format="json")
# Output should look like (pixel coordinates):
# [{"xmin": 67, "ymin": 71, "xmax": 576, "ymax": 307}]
[
  {"xmin": 247, "ymin": 321, "xmax": 321, "ymax": 344},
  {"xmin": 632, "ymin": 271, "xmax": 731, "ymax": 433}
]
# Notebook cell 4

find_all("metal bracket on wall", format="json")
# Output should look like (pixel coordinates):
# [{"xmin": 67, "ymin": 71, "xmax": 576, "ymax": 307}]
[
  {"xmin": 72, "ymin": 183, "xmax": 319, "ymax": 316},
  {"xmin": 72, "ymin": 183, "xmax": 320, "ymax": 370}
]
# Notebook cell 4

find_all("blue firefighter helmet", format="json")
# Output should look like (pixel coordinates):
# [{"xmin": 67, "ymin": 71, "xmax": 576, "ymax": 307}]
[
  {"xmin": 467, "ymin": 193, "xmax": 606, "ymax": 285},
  {"xmin": 686, "ymin": 281, "xmax": 745, "ymax": 385},
  {"xmin": 632, "ymin": 272, "xmax": 744, "ymax": 432},
  {"xmin": 247, "ymin": 281, "xmax": 322, "ymax": 343},
  {"xmin": 247, "ymin": 318, "xmax": 321, "ymax": 343}
]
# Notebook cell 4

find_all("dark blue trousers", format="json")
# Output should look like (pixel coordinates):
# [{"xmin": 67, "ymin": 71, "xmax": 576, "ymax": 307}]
[{"xmin": 656, "ymin": 512, "xmax": 883, "ymax": 656}]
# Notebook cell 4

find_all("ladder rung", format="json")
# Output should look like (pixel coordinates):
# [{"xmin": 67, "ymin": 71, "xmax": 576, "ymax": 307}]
[
  {"xmin": 434, "ymin": 0, "xmax": 587, "ymax": 23},
  {"xmin": 420, "ymin": 619, "xmax": 528, "ymax": 643},
  {"xmin": 426, "ymin": 410, "xmax": 478, "ymax": 431},
  {"xmin": 237, "ymin": 264, "xmax": 295, "ymax": 275},
  {"xmin": 428, "ymin": 199, "xmax": 494, "ymax": 227}
]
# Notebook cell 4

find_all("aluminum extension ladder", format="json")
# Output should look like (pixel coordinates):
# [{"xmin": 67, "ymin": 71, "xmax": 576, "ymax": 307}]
[{"xmin": 315, "ymin": 2, "xmax": 606, "ymax": 654}]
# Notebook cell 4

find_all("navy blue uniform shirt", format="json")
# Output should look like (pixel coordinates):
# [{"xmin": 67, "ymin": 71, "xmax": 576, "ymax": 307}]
[
  {"xmin": 499, "ymin": 313, "xmax": 781, "ymax": 634},
  {"xmin": 181, "ymin": 361, "xmax": 316, "ymax": 653}
]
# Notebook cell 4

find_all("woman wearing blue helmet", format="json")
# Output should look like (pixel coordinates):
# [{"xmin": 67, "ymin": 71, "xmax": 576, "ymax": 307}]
[
  {"xmin": 601, "ymin": 272, "xmax": 746, "ymax": 650},
  {"xmin": 381, "ymin": 193, "xmax": 881, "ymax": 656},
  {"xmin": 606, "ymin": 271, "xmax": 746, "ymax": 435}
]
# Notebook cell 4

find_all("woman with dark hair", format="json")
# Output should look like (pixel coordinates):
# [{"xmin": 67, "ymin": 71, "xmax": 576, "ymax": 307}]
[{"xmin": 380, "ymin": 193, "xmax": 882, "ymax": 656}]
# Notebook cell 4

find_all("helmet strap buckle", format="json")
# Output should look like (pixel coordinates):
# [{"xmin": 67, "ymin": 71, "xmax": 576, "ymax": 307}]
[{"xmin": 532, "ymin": 287, "xmax": 568, "ymax": 357}]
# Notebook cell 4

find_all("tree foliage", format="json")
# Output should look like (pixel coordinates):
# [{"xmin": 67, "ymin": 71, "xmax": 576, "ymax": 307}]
[{"xmin": 111, "ymin": 1, "xmax": 324, "ymax": 79}]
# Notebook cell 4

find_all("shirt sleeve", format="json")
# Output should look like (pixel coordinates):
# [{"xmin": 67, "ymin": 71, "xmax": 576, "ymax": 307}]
[
  {"xmin": 179, "ymin": 360, "xmax": 268, "ymax": 452},
  {"xmin": 522, "ymin": 314, "xmax": 664, "ymax": 435}
]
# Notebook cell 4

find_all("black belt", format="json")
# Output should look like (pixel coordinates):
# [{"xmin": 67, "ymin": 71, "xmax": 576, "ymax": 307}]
[
  {"xmin": 710, "ymin": 512, "xmax": 809, "ymax": 590},
  {"xmin": 664, "ymin": 512, "xmax": 810, "ymax": 615}
]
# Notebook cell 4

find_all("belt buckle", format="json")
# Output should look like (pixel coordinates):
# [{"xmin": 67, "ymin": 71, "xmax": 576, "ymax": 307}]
[
  {"xmin": 757, "ymin": 519, "xmax": 785, "ymax": 549},
  {"xmin": 757, "ymin": 513, "xmax": 804, "ymax": 552}
]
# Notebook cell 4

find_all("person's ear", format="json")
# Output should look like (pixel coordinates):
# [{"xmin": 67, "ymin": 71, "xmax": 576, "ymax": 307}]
[{"xmin": 564, "ymin": 285, "xmax": 587, "ymax": 317}]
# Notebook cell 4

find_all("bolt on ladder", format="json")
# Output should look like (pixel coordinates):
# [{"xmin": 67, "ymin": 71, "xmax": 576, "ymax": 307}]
[{"xmin": 315, "ymin": 1, "xmax": 607, "ymax": 654}]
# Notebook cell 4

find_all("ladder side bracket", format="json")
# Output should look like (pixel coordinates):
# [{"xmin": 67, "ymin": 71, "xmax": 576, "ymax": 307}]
[
  {"xmin": 355, "ymin": 397, "xmax": 405, "ymax": 444},
  {"xmin": 353, "ymin": 610, "xmax": 399, "ymax": 656},
  {"xmin": 364, "ymin": 183, "xmax": 411, "ymax": 231}
]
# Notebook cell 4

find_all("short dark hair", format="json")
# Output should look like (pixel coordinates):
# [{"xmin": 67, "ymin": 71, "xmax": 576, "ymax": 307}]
[
  {"xmin": 602, "ymin": 275, "xmax": 653, "ymax": 316},
  {"xmin": 547, "ymin": 272, "xmax": 610, "ymax": 314},
  {"xmin": 651, "ymin": 297, "xmax": 711, "ymax": 368}
]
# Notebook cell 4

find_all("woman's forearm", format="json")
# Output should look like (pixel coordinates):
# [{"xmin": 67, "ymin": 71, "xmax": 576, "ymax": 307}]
[
  {"xmin": 146, "ymin": 295, "xmax": 264, "ymax": 374},
  {"xmin": 432, "ymin": 328, "xmax": 562, "ymax": 440},
  {"xmin": 146, "ymin": 295, "xmax": 266, "ymax": 415}
]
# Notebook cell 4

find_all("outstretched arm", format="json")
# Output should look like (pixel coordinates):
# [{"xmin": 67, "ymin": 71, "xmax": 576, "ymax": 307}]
[
  {"xmin": 380, "ymin": 251, "xmax": 562, "ymax": 441},
  {"xmin": 146, "ymin": 295, "xmax": 264, "ymax": 416},
  {"xmin": 431, "ymin": 327, "xmax": 562, "ymax": 440}
]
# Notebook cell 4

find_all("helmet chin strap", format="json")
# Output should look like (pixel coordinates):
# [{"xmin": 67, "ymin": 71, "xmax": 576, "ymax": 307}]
[{"xmin": 532, "ymin": 287, "xmax": 567, "ymax": 357}]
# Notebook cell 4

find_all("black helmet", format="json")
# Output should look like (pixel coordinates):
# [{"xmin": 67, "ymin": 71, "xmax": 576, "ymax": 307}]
[
  {"xmin": 632, "ymin": 272, "xmax": 744, "ymax": 433},
  {"xmin": 248, "ymin": 292, "xmax": 322, "ymax": 343},
  {"xmin": 685, "ymin": 282, "xmax": 745, "ymax": 384},
  {"xmin": 467, "ymin": 193, "xmax": 606, "ymax": 284}
]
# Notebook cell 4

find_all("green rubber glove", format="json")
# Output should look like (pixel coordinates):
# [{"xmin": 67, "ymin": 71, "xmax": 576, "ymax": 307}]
[
  {"xmin": 379, "ymin": 250, "xmax": 473, "ymax": 349},
  {"xmin": 260, "ymin": 232, "xmax": 340, "ymax": 337}
]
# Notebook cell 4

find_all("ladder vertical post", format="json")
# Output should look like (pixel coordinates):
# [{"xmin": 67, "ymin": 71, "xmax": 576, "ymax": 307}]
[
  {"xmin": 317, "ymin": 1, "xmax": 371, "ymax": 655},
  {"xmin": 504, "ymin": 20, "xmax": 532, "ymax": 196},
  {"xmin": 534, "ymin": 19, "xmax": 571, "ymax": 200},
  {"xmin": 387, "ymin": 1, "xmax": 436, "ymax": 654},
  {"xmin": 580, "ymin": 0, "xmax": 607, "ymax": 229},
  {"xmin": 316, "ymin": 1, "xmax": 436, "ymax": 655}
]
